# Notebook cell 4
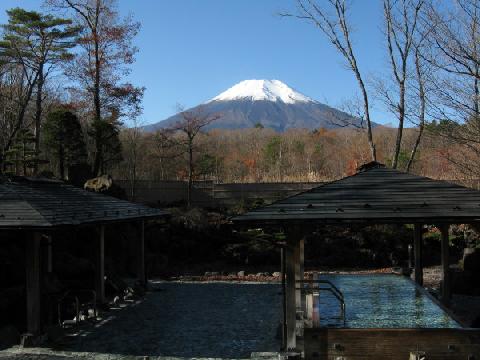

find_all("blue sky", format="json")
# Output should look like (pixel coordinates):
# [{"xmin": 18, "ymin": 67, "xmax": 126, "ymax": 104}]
[{"xmin": 0, "ymin": 1, "xmax": 390, "ymax": 126}]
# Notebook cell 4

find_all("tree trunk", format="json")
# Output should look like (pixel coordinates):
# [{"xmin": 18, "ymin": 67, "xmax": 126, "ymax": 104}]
[
  {"xmin": 187, "ymin": 139, "xmax": 193, "ymax": 208},
  {"xmin": 392, "ymin": 80, "xmax": 406, "ymax": 169},
  {"xmin": 33, "ymin": 64, "xmax": 44, "ymax": 176},
  {"xmin": 92, "ymin": 28, "xmax": 102, "ymax": 176},
  {"xmin": 406, "ymin": 50, "xmax": 426, "ymax": 172},
  {"xmin": 59, "ymin": 144, "xmax": 65, "ymax": 180},
  {"xmin": 1, "ymin": 73, "xmax": 38, "ymax": 173},
  {"xmin": 361, "ymin": 84, "xmax": 377, "ymax": 162}
]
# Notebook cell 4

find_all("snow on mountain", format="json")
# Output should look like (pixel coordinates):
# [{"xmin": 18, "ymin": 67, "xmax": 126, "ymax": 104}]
[
  {"xmin": 144, "ymin": 79, "xmax": 372, "ymax": 132},
  {"xmin": 210, "ymin": 79, "xmax": 314, "ymax": 104}
]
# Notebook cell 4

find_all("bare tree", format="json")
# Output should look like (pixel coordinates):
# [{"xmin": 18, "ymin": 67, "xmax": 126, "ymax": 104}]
[
  {"xmin": 169, "ymin": 106, "xmax": 220, "ymax": 207},
  {"xmin": 121, "ymin": 117, "xmax": 144, "ymax": 201},
  {"xmin": 381, "ymin": 0, "xmax": 424, "ymax": 168},
  {"xmin": 406, "ymin": 45, "xmax": 427, "ymax": 171},
  {"xmin": 282, "ymin": 0, "xmax": 377, "ymax": 161},
  {"xmin": 424, "ymin": 0, "xmax": 480, "ymax": 176}
]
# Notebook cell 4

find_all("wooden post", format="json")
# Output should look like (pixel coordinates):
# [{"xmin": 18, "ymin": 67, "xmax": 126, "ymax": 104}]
[
  {"xmin": 26, "ymin": 232, "xmax": 42, "ymax": 335},
  {"xmin": 95, "ymin": 225, "xmax": 105, "ymax": 304},
  {"xmin": 137, "ymin": 220, "xmax": 146, "ymax": 286},
  {"xmin": 294, "ymin": 238, "xmax": 301, "ymax": 311},
  {"xmin": 47, "ymin": 236, "xmax": 52, "ymax": 273},
  {"xmin": 299, "ymin": 238, "xmax": 305, "ymax": 312},
  {"xmin": 414, "ymin": 224, "xmax": 423, "ymax": 286},
  {"xmin": 285, "ymin": 229, "xmax": 299, "ymax": 351},
  {"xmin": 281, "ymin": 246, "xmax": 287, "ymax": 351},
  {"xmin": 440, "ymin": 224, "xmax": 451, "ymax": 305},
  {"xmin": 285, "ymin": 227, "xmax": 303, "ymax": 351}
]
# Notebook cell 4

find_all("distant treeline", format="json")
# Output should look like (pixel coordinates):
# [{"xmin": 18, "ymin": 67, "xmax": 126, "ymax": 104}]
[{"xmin": 113, "ymin": 124, "xmax": 467, "ymax": 188}]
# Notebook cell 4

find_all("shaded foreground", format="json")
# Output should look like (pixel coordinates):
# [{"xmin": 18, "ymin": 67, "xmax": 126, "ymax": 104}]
[{"xmin": 0, "ymin": 283, "xmax": 282, "ymax": 359}]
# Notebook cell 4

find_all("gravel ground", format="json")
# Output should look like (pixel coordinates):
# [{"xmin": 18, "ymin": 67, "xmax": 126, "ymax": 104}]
[{"xmin": 0, "ymin": 282, "xmax": 282, "ymax": 360}]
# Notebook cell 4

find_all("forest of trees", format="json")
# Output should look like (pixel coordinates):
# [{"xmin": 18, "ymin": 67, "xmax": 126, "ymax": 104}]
[
  {"xmin": 2, "ymin": 0, "xmax": 480, "ymax": 191},
  {"xmin": 114, "ymin": 124, "xmax": 463, "ymax": 184},
  {"xmin": 0, "ymin": 0, "xmax": 141, "ymax": 180}
]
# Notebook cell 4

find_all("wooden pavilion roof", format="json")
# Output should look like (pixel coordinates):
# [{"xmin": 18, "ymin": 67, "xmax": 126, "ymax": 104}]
[
  {"xmin": 0, "ymin": 176, "xmax": 169, "ymax": 229},
  {"xmin": 233, "ymin": 163, "xmax": 480, "ymax": 226}
]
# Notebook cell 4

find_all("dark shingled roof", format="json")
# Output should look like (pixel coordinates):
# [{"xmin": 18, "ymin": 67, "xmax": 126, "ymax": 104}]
[
  {"xmin": 0, "ymin": 177, "xmax": 169, "ymax": 229},
  {"xmin": 233, "ymin": 165, "xmax": 480, "ymax": 225}
]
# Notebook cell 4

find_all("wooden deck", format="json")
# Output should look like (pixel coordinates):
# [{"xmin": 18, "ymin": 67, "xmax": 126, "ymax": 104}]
[{"xmin": 304, "ymin": 328, "xmax": 480, "ymax": 360}]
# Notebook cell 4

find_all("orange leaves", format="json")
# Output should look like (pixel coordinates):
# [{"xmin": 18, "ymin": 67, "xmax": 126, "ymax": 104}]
[
  {"xmin": 346, "ymin": 158, "xmax": 359, "ymax": 176},
  {"xmin": 242, "ymin": 157, "xmax": 256, "ymax": 170}
]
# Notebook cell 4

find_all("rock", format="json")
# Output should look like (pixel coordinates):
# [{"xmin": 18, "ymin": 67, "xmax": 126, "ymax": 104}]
[
  {"xmin": 451, "ymin": 269, "xmax": 477, "ymax": 295},
  {"xmin": 256, "ymin": 272, "xmax": 270, "ymax": 277},
  {"xmin": 0, "ymin": 325, "xmax": 19, "ymax": 349},
  {"xmin": 87, "ymin": 308, "xmax": 96, "ymax": 318},
  {"xmin": 237, "ymin": 271, "xmax": 246, "ymax": 277},
  {"xmin": 463, "ymin": 248, "xmax": 480, "ymax": 273},
  {"xmin": 124, "ymin": 292, "xmax": 134, "ymax": 301},
  {"xmin": 84, "ymin": 174, "xmax": 113, "ymax": 192},
  {"xmin": 272, "ymin": 272, "xmax": 282, "ymax": 277},
  {"xmin": 46, "ymin": 325, "xmax": 64, "ymax": 342},
  {"xmin": 205, "ymin": 271, "xmax": 219, "ymax": 276},
  {"xmin": 20, "ymin": 333, "xmax": 34, "ymax": 348},
  {"xmin": 471, "ymin": 315, "xmax": 480, "ymax": 328}
]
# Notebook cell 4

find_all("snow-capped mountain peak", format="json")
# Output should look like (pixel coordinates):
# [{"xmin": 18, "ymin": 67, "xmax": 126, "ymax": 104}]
[
  {"xmin": 210, "ymin": 79, "xmax": 315, "ymax": 104},
  {"xmin": 143, "ymin": 79, "xmax": 370, "ymax": 133}
]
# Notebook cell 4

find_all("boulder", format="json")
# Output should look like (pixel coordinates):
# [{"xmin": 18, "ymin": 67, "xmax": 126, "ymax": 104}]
[
  {"xmin": 0, "ymin": 325, "xmax": 19, "ymax": 349},
  {"xmin": 46, "ymin": 325, "xmax": 64, "ymax": 342},
  {"xmin": 256, "ymin": 272, "xmax": 270, "ymax": 277},
  {"xmin": 451, "ymin": 269, "xmax": 478, "ymax": 295},
  {"xmin": 204, "ymin": 271, "xmax": 219, "ymax": 276},
  {"xmin": 471, "ymin": 315, "xmax": 480, "ymax": 328},
  {"xmin": 462, "ymin": 248, "xmax": 480, "ymax": 273},
  {"xmin": 84, "ymin": 174, "xmax": 113, "ymax": 192}
]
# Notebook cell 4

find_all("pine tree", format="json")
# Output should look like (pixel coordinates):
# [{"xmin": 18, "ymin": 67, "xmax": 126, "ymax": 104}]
[
  {"xmin": 0, "ymin": 8, "xmax": 79, "ymax": 174},
  {"xmin": 4, "ymin": 128, "xmax": 39, "ymax": 176},
  {"xmin": 43, "ymin": 109, "xmax": 86, "ymax": 179}
]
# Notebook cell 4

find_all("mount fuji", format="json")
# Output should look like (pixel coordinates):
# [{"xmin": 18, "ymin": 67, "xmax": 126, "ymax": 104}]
[{"xmin": 144, "ymin": 80, "xmax": 368, "ymax": 132}]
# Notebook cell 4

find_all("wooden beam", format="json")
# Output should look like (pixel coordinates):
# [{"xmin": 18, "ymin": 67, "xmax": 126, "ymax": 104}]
[
  {"xmin": 95, "ymin": 225, "xmax": 105, "ymax": 304},
  {"xmin": 440, "ymin": 224, "xmax": 451, "ymax": 305},
  {"xmin": 26, "ymin": 232, "xmax": 41, "ymax": 335},
  {"xmin": 137, "ymin": 220, "xmax": 146, "ymax": 286},
  {"xmin": 414, "ymin": 224, "xmax": 423, "ymax": 286}
]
